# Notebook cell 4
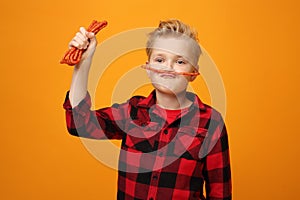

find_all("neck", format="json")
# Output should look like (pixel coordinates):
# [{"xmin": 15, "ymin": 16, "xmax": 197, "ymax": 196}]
[{"xmin": 155, "ymin": 90, "xmax": 192, "ymax": 110}]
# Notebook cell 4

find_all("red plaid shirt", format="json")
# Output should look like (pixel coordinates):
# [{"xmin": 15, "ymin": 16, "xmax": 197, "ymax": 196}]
[{"xmin": 63, "ymin": 90, "xmax": 232, "ymax": 200}]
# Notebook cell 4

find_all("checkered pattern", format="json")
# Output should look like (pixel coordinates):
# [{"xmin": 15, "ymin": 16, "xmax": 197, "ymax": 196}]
[{"xmin": 63, "ymin": 90, "xmax": 232, "ymax": 200}]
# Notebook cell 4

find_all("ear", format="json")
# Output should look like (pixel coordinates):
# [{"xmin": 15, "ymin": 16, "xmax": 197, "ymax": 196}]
[
  {"xmin": 189, "ymin": 65, "xmax": 199, "ymax": 82},
  {"xmin": 189, "ymin": 74, "xmax": 197, "ymax": 82},
  {"xmin": 145, "ymin": 61, "xmax": 151, "ymax": 78}
]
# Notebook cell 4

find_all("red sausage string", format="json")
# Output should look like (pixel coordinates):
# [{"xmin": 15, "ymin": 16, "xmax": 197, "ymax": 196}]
[
  {"xmin": 60, "ymin": 20, "xmax": 108, "ymax": 66},
  {"xmin": 140, "ymin": 64, "xmax": 200, "ymax": 76}
]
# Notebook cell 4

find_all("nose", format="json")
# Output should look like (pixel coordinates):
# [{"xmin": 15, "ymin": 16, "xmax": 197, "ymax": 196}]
[{"xmin": 165, "ymin": 59, "xmax": 174, "ymax": 70}]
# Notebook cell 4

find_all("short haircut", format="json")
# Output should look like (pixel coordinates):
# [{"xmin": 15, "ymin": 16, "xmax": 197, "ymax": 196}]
[{"xmin": 146, "ymin": 19, "xmax": 202, "ymax": 65}]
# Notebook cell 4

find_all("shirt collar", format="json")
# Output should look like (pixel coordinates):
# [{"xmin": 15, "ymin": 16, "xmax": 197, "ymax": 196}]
[{"xmin": 137, "ymin": 90, "xmax": 207, "ymax": 111}]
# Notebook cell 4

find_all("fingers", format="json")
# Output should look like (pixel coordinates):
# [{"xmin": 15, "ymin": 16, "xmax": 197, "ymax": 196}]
[
  {"xmin": 68, "ymin": 27, "xmax": 95, "ymax": 50},
  {"xmin": 86, "ymin": 31, "xmax": 95, "ymax": 39}
]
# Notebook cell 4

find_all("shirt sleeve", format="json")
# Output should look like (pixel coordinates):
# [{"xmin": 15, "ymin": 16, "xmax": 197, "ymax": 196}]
[
  {"xmin": 63, "ymin": 91, "xmax": 127, "ymax": 139},
  {"xmin": 202, "ymin": 113, "xmax": 232, "ymax": 200}
]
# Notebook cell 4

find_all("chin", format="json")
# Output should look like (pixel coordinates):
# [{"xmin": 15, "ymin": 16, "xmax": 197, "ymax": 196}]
[{"xmin": 152, "ymin": 83, "xmax": 187, "ymax": 96}]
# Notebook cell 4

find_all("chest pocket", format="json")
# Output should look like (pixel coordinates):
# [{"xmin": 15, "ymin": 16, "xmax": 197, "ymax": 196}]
[
  {"xmin": 123, "ymin": 121, "xmax": 162, "ymax": 153},
  {"xmin": 171, "ymin": 127, "xmax": 208, "ymax": 160}
]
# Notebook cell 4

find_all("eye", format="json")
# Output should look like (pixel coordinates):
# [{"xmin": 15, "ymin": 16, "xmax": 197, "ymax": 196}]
[
  {"xmin": 176, "ymin": 60, "xmax": 186, "ymax": 65},
  {"xmin": 154, "ymin": 57, "xmax": 164, "ymax": 63}
]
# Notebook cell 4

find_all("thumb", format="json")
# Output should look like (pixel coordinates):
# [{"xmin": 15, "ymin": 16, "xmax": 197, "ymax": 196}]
[
  {"xmin": 86, "ymin": 32, "xmax": 95, "ymax": 39},
  {"xmin": 86, "ymin": 32, "xmax": 97, "ymax": 49}
]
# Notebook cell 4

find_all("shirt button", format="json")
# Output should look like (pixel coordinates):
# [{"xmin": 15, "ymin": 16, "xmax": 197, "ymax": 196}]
[
  {"xmin": 152, "ymin": 175, "xmax": 158, "ymax": 180},
  {"xmin": 163, "ymin": 129, "xmax": 168, "ymax": 134}
]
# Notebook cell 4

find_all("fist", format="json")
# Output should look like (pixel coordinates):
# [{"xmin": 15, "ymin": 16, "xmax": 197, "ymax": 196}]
[{"xmin": 69, "ymin": 27, "xmax": 97, "ymax": 58}]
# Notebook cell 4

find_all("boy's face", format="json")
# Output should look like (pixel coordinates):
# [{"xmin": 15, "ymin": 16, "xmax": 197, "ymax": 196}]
[{"xmin": 147, "ymin": 37, "xmax": 198, "ymax": 95}]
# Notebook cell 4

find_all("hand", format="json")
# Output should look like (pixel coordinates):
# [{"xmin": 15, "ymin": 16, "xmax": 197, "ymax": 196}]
[{"xmin": 69, "ymin": 27, "xmax": 97, "ymax": 60}]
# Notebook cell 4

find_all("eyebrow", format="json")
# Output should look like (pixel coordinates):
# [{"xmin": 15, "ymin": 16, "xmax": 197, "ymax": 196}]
[
  {"xmin": 152, "ymin": 53, "xmax": 164, "ymax": 57},
  {"xmin": 152, "ymin": 53, "xmax": 185, "ymax": 59}
]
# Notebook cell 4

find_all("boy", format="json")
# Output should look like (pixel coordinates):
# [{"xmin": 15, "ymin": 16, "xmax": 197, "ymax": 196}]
[{"xmin": 63, "ymin": 19, "xmax": 232, "ymax": 200}]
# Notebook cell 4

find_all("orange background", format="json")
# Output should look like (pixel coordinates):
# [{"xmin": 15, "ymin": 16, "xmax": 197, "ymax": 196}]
[{"xmin": 1, "ymin": 0, "xmax": 300, "ymax": 199}]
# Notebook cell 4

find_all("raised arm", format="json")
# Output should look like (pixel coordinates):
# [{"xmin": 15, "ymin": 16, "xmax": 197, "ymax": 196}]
[
  {"xmin": 68, "ymin": 27, "xmax": 97, "ymax": 108},
  {"xmin": 63, "ymin": 26, "xmax": 127, "ymax": 140}
]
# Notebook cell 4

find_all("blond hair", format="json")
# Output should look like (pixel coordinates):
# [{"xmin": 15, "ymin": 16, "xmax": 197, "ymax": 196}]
[{"xmin": 146, "ymin": 19, "xmax": 201, "ymax": 64}]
